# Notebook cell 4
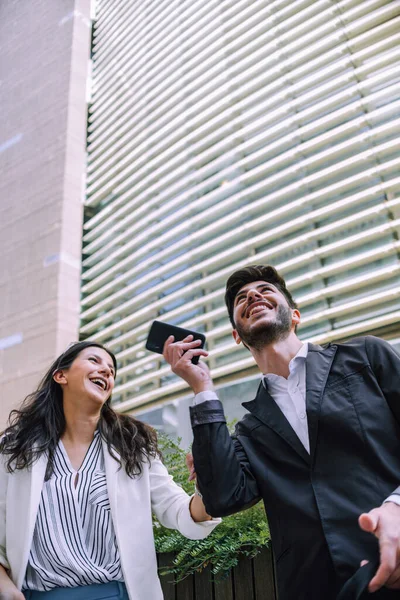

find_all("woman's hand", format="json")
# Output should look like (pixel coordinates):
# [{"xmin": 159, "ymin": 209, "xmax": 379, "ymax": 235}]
[
  {"xmin": 0, "ymin": 592, "xmax": 25, "ymax": 600},
  {"xmin": 186, "ymin": 453, "xmax": 213, "ymax": 522},
  {"xmin": 186, "ymin": 453, "xmax": 196, "ymax": 482},
  {"xmin": 0, "ymin": 566, "xmax": 24, "ymax": 600},
  {"xmin": 189, "ymin": 492, "xmax": 212, "ymax": 522}
]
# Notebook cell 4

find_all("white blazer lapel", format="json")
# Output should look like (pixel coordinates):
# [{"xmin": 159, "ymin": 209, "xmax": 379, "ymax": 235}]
[
  {"xmin": 102, "ymin": 439, "xmax": 118, "ymax": 519},
  {"xmin": 8, "ymin": 452, "xmax": 47, "ymax": 589},
  {"xmin": 101, "ymin": 440, "xmax": 164, "ymax": 599}
]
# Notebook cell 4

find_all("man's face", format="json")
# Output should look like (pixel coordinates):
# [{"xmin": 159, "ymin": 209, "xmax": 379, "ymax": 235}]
[{"xmin": 232, "ymin": 280, "xmax": 299, "ymax": 350}]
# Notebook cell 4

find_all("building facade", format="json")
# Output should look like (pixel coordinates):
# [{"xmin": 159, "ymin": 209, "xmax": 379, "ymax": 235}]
[
  {"xmin": 0, "ymin": 0, "xmax": 92, "ymax": 427},
  {"xmin": 81, "ymin": 0, "xmax": 400, "ymax": 439}
]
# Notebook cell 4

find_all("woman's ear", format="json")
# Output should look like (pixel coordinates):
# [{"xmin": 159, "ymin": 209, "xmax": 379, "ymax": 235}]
[{"xmin": 53, "ymin": 370, "xmax": 67, "ymax": 385}]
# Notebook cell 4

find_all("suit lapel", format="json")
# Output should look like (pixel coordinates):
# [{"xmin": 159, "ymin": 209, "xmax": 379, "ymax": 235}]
[
  {"xmin": 242, "ymin": 344, "xmax": 338, "ymax": 467},
  {"xmin": 243, "ymin": 383, "xmax": 311, "ymax": 465},
  {"xmin": 305, "ymin": 343, "xmax": 337, "ymax": 463}
]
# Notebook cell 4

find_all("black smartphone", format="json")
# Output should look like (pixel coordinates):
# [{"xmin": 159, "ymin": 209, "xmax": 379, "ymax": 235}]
[{"xmin": 145, "ymin": 320, "xmax": 206, "ymax": 365}]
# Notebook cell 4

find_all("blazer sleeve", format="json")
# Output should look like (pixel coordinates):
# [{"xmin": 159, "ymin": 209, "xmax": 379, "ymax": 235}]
[
  {"xmin": 365, "ymin": 335, "xmax": 400, "ymax": 499},
  {"xmin": 0, "ymin": 456, "xmax": 10, "ymax": 570},
  {"xmin": 190, "ymin": 399, "xmax": 261, "ymax": 518},
  {"xmin": 149, "ymin": 456, "xmax": 220, "ymax": 540},
  {"xmin": 365, "ymin": 335, "xmax": 400, "ymax": 422}
]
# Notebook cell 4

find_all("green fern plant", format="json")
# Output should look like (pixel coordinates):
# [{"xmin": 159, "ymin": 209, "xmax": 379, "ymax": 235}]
[{"xmin": 154, "ymin": 433, "xmax": 270, "ymax": 581}]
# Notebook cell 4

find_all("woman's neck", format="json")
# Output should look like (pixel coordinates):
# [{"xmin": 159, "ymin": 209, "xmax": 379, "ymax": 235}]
[{"xmin": 61, "ymin": 402, "xmax": 100, "ymax": 445}]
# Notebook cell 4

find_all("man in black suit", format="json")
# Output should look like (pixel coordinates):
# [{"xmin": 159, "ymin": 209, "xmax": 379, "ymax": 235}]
[{"xmin": 163, "ymin": 265, "xmax": 400, "ymax": 600}]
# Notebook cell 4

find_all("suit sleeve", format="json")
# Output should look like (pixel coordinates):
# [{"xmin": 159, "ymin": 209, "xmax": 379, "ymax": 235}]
[
  {"xmin": 190, "ymin": 399, "xmax": 261, "ymax": 517},
  {"xmin": 365, "ymin": 335, "xmax": 400, "ymax": 421},
  {"xmin": 149, "ymin": 456, "xmax": 220, "ymax": 539},
  {"xmin": 365, "ymin": 336, "xmax": 400, "ymax": 501}
]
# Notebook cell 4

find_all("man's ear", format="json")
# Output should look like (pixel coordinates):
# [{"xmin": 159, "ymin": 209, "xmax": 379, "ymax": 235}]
[
  {"xmin": 232, "ymin": 329, "xmax": 242, "ymax": 345},
  {"xmin": 53, "ymin": 370, "xmax": 67, "ymax": 385},
  {"xmin": 292, "ymin": 309, "xmax": 301, "ymax": 329}
]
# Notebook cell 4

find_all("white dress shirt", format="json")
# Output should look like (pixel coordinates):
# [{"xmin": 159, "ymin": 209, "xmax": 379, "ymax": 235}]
[
  {"xmin": 194, "ymin": 343, "xmax": 310, "ymax": 452},
  {"xmin": 193, "ymin": 342, "xmax": 400, "ymax": 506},
  {"xmin": 262, "ymin": 342, "xmax": 309, "ymax": 453}
]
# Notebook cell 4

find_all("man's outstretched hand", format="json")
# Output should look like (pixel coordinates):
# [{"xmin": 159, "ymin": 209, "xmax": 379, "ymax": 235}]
[
  {"xmin": 359, "ymin": 502, "xmax": 400, "ymax": 592},
  {"xmin": 163, "ymin": 334, "xmax": 214, "ymax": 394}
]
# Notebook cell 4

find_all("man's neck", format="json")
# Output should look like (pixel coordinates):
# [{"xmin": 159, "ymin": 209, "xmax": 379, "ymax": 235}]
[{"xmin": 251, "ymin": 333, "xmax": 303, "ymax": 379}]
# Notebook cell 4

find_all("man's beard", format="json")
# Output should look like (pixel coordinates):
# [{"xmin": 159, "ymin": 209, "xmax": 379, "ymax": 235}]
[{"xmin": 235, "ymin": 304, "xmax": 292, "ymax": 351}]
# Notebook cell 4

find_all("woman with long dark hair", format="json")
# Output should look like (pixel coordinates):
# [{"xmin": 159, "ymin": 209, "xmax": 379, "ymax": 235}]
[{"xmin": 0, "ymin": 341, "xmax": 219, "ymax": 600}]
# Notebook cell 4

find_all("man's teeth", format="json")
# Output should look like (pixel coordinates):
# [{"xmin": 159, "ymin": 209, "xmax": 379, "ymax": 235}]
[
  {"xmin": 249, "ymin": 305, "xmax": 271, "ymax": 317},
  {"xmin": 91, "ymin": 378, "xmax": 106, "ymax": 390}
]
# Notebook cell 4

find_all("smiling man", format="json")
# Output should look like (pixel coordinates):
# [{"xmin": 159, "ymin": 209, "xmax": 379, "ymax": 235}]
[{"xmin": 163, "ymin": 264, "xmax": 400, "ymax": 600}]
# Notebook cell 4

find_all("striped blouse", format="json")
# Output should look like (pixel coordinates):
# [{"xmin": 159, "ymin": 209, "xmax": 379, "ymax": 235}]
[{"xmin": 23, "ymin": 431, "xmax": 123, "ymax": 591}]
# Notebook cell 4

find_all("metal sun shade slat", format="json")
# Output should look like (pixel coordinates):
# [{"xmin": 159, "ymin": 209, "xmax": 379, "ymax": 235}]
[{"xmin": 82, "ymin": 0, "xmax": 400, "ymax": 410}]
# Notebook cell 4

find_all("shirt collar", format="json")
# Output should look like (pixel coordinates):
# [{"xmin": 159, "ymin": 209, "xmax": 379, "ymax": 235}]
[
  {"xmin": 262, "ymin": 342, "xmax": 308, "ymax": 386},
  {"xmin": 291, "ymin": 341, "xmax": 308, "ymax": 363}
]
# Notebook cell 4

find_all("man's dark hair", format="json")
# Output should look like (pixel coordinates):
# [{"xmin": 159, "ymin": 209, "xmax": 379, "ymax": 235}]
[{"xmin": 225, "ymin": 265, "xmax": 298, "ymax": 327}]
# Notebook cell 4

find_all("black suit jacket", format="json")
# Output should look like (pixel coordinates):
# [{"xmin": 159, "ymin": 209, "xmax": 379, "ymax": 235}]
[{"xmin": 190, "ymin": 336, "xmax": 400, "ymax": 600}]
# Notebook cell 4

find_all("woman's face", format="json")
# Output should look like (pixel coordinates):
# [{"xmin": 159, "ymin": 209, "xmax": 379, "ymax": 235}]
[{"xmin": 54, "ymin": 347, "xmax": 116, "ymax": 407}]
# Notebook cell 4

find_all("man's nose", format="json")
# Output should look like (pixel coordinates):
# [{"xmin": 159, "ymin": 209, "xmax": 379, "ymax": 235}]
[{"xmin": 247, "ymin": 288, "xmax": 263, "ymax": 302}]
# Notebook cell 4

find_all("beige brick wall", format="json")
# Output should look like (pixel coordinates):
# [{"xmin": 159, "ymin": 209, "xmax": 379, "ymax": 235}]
[{"xmin": 0, "ymin": 0, "xmax": 91, "ymax": 427}]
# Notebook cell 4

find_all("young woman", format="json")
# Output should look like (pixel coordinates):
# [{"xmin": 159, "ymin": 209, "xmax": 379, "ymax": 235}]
[{"xmin": 0, "ymin": 341, "xmax": 219, "ymax": 600}]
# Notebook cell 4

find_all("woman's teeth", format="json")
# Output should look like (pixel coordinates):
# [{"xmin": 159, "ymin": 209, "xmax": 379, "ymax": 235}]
[{"xmin": 91, "ymin": 378, "xmax": 106, "ymax": 390}]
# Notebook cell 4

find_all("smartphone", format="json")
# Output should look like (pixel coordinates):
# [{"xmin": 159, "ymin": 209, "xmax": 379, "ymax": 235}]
[{"xmin": 145, "ymin": 320, "xmax": 206, "ymax": 365}]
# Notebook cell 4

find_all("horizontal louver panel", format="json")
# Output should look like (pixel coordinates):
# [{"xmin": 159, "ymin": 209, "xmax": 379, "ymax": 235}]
[{"xmin": 83, "ymin": 0, "xmax": 400, "ymax": 411}]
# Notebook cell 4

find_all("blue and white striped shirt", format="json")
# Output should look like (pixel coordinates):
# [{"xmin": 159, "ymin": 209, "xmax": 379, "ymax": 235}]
[{"xmin": 23, "ymin": 431, "xmax": 123, "ymax": 591}]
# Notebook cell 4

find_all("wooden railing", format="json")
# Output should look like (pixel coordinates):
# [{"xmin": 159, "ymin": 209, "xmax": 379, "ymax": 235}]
[{"xmin": 158, "ymin": 547, "xmax": 277, "ymax": 599}]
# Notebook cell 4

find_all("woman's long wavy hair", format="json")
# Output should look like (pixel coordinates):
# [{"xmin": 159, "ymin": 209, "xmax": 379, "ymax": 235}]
[{"xmin": 0, "ymin": 341, "xmax": 160, "ymax": 480}]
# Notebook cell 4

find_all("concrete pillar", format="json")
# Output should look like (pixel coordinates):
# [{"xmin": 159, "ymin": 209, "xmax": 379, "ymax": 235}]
[{"xmin": 0, "ymin": 0, "xmax": 91, "ymax": 426}]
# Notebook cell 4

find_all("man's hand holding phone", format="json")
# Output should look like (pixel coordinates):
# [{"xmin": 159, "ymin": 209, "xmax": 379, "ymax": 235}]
[{"xmin": 163, "ymin": 334, "xmax": 214, "ymax": 395}]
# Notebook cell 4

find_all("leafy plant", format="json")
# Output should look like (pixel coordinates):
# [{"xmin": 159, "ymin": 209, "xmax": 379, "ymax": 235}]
[{"xmin": 154, "ymin": 433, "xmax": 270, "ymax": 581}]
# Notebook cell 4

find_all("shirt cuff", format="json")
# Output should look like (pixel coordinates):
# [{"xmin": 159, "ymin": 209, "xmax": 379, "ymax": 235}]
[
  {"xmin": 384, "ymin": 494, "xmax": 400, "ymax": 506},
  {"xmin": 193, "ymin": 390, "xmax": 219, "ymax": 405}
]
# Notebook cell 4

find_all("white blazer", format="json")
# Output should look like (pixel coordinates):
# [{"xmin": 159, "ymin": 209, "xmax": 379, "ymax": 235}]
[{"xmin": 0, "ymin": 440, "xmax": 220, "ymax": 599}]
